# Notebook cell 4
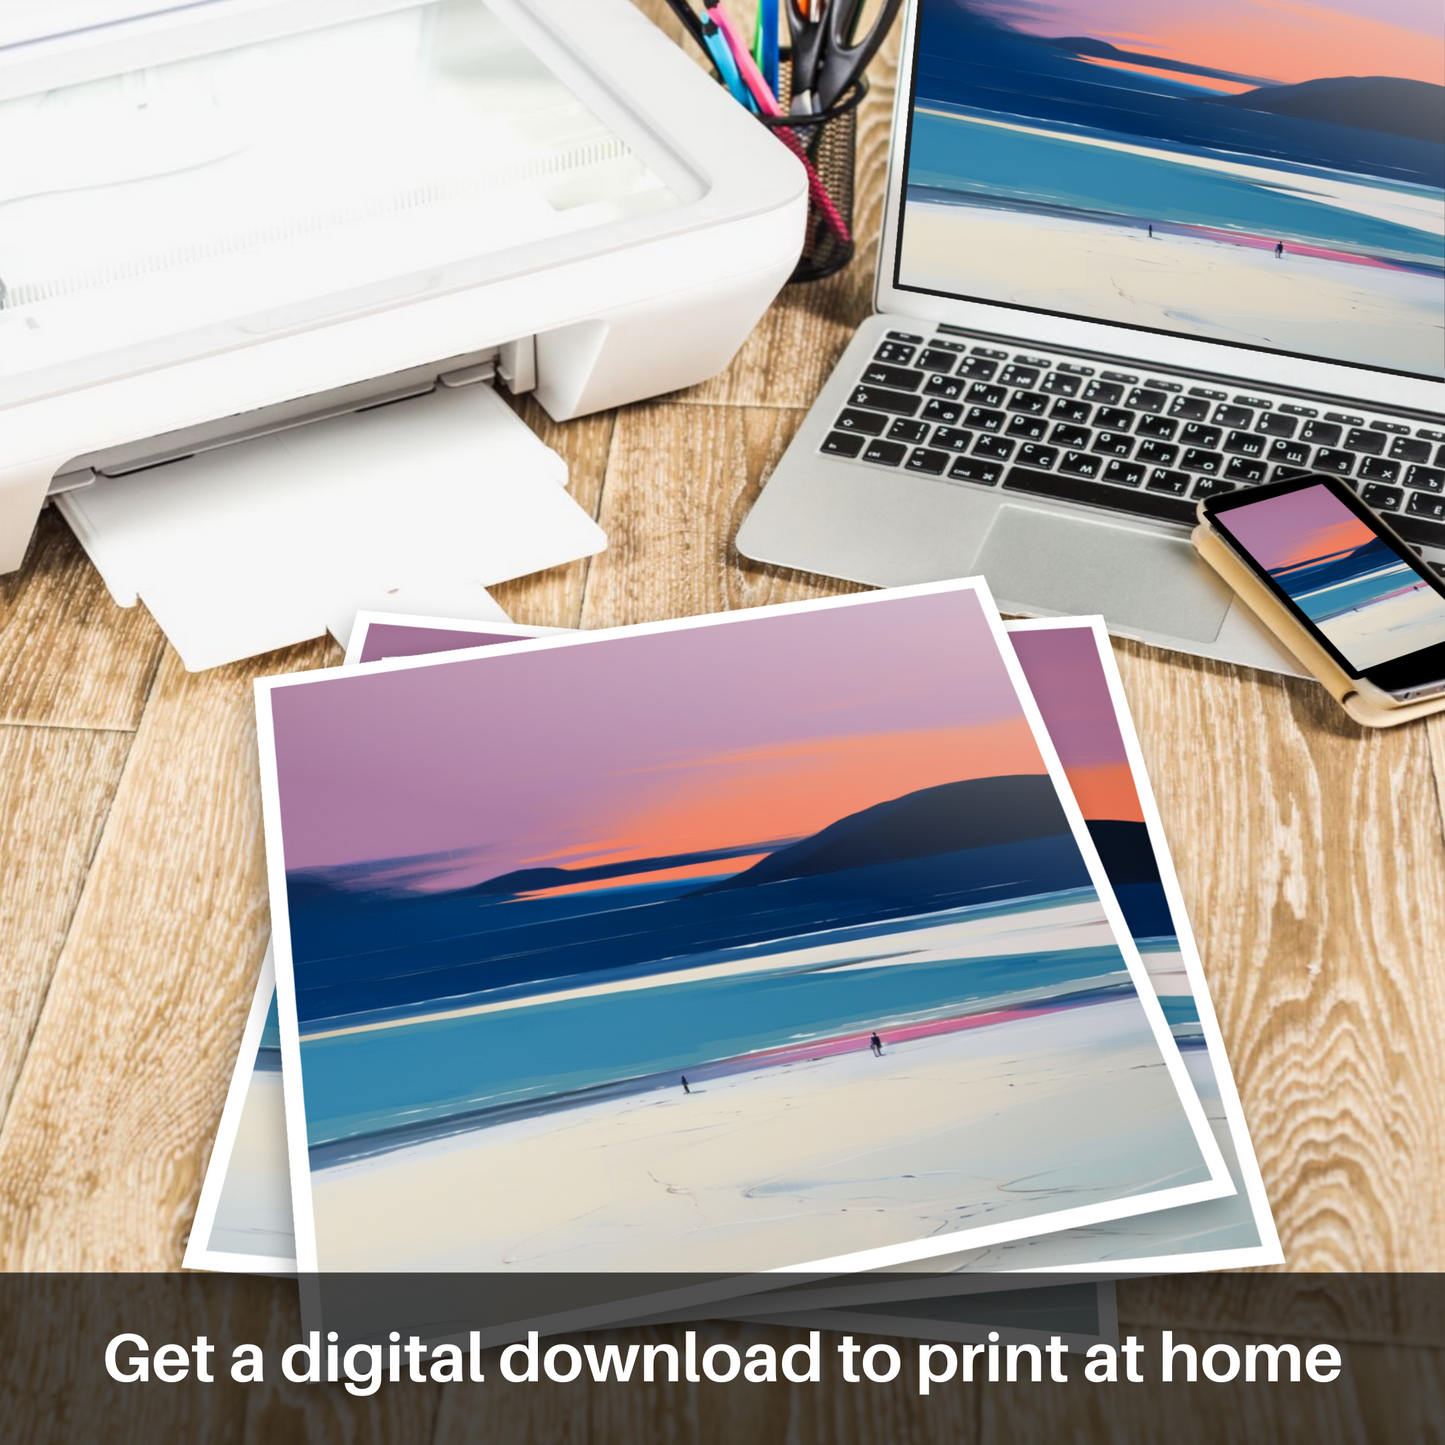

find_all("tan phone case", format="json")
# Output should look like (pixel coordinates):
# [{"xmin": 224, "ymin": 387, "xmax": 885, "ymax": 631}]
[{"xmin": 1192, "ymin": 518, "xmax": 1445, "ymax": 728}]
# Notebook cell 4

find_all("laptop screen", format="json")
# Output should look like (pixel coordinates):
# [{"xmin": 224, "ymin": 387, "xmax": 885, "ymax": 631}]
[{"xmin": 892, "ymin": 0, "xmax": 1445, "ymax": 381}]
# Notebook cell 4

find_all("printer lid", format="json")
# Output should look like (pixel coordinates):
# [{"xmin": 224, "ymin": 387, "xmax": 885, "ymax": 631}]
[{"xmin": 0, "ymin": 0, "xmax": 711, "ymax": 411}]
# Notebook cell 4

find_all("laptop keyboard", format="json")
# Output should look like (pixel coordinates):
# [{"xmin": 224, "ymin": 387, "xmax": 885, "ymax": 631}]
[{"xmin": 821, "ymin": 329, "xmax": 1445, "ymax": 556}]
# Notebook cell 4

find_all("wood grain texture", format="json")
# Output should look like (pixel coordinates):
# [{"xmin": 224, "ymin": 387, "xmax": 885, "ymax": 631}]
[
  {"xmin": 0, "ymin": 509, "xmax": 165, "ymax": 730},
  {"xmin": 580, "ymin": 403, "xmax": 866, "ymax": 630},
  {"xmin": 0, "ymin": 642, "xmax": 330, "ymax": 1269},
  {"xmin": 1108, "ymin": 637, "xmax": 1445, "ymax": 1270},
  {"xmin": 0, "ymin": 725, "xmax": 132, "ymax": 1127}
]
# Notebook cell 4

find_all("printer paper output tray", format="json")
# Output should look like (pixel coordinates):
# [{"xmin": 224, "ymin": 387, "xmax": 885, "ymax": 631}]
[{"xmin": 56, "ymin": 382, "xmax": 604, "ymax": 671}]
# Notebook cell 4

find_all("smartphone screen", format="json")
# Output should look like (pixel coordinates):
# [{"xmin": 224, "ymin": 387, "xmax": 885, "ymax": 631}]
[{"xmin": 1205, "ymin": 475, "xmax": 1445, "ymax": 695}]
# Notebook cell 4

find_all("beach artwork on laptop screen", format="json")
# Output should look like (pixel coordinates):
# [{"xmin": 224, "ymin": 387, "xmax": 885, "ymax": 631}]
[
  {"xmin": 897, "ymin": 0, "xmax": 1445, "ymax": 376},
  {"xmin": 257, "ymin": 585, "xmax": 1228, "ymax": 1275},
  {"xmin": 1221, "ymin": 482, "xmax": 1445, "ymax": 670}
]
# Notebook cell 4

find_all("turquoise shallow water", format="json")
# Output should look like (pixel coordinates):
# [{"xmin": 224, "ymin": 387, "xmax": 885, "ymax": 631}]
[
  {"xmin": 300, "ymin": 894, "xmax": 1130, "ymax": 1148},
  {"xmin": 908, "ymin": 109, "xmax": 1444, "ymax": 264}
]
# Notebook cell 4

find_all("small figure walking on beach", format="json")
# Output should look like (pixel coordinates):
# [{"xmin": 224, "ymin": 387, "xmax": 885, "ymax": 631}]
[
  {"xmin": 1275, "ymin": 240, "xmax": 1284, "ymax": 259},
  {"xmin": 869, "ymin": 1032, "xmax": 883, "ymax": 1057},
  {"xmin": 681, "ymin": 1075, "xmax": 690, "ymax": 1095},
  {"xmin": 1147, "ymin": 223, "xmax": 1153, "ymax": 238}
]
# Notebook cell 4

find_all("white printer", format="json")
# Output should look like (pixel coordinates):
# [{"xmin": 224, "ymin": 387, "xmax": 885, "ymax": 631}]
[{"xmin": 0, "ymin": 0, "xmax": 806, "ymax": 664}]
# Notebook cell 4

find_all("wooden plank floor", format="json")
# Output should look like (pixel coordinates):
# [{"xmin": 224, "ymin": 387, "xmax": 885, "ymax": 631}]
[{"xmin": 0, "ymin": 5, "xmax": 1439, "ymax": 1438}]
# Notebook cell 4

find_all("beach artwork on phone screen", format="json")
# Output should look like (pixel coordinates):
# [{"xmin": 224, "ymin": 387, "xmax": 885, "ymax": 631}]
[
  {"xmin": 898, "ymin": 0, "xmax": 1445, "ymax": 376},
  {"xmin": 257, "ymin": 585, "xmax": 1228, "ymax": 1275},
  {"xmin": 1223, "ymin": 482, "xmax": 1445, "ymax": 669}
]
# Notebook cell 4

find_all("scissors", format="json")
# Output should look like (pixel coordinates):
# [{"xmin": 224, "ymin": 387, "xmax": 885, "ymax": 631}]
[{"xmin": 786, "ymin": 0, "xmax": 903, "ymax": 113}]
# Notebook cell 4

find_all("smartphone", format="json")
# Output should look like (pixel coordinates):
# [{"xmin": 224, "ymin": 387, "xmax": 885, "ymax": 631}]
[{"xmin": 1201, "ymin": 473, "xmax": 1445, "ymax": 704}]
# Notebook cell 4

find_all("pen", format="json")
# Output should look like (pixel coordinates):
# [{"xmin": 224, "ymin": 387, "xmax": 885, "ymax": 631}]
[{"xmin": 753, "ymin": 0, "xmax": 780, "ymax": 97}]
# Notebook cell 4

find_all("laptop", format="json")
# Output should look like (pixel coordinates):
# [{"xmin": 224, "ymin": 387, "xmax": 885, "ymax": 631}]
[{"xmin": 737, "ymin": 0, "xmax": 1445, "ymax": 672}]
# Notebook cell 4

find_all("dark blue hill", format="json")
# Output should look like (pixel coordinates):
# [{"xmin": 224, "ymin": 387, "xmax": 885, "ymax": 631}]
[
  {"xmin": 1207, "ymin": 77, "xmax": 1445, "ymax": 145},
  {"xmin": 696, "ymin": 774, "xmax": 1070, "ymax": 894}
]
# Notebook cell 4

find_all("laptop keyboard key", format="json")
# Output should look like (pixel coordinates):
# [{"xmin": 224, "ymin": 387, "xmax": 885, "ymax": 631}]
[
  {"xmin": 1390, "ymin": 436, "xmax": 1431, "ymax": 463},
  {"xmin": 1083, "ymin": 379, "xmax": 1124, "ymax": 405},
  {"xmin": 999, "ymin": 364, "xmax": 1040, "ymax": 388},
  {"xmin": 1192, "ymin": 476, "xmax": 1236, "ymax": 499},
  {"xmin": 974, "ymin": 435, "xmax": 1016, "ymax": 461},
  {"xmin": 1050, "ymin": 398, "xmax": 1092, "ymax": 424},
  {"xmin": 1006, "ymin": 415, "xmax": 1048, "ymax": 441},
  {"xmin": 1136, "ymin": 414, "xmax": 1178, "ymax": 439},
  {"xmin": 835, "ymin": 408, "xmax": 889, "ymax": 435},
  {"xmin": 1407, "ymin": 490, "xmax": 1445, "ymax": 520},
  {"xmin": 874, "ymin": 341, "xmax": 917, "ymax": 365},
  {"xmin": 948, "ymin": 457, "xmax": 1003, "ymax": 485},
  {"xmin": 1214, "ymin": 404, "xmax": 1254, "ymax": 428},
  {"xmin": 966, "ymin": 382, "xmax": 1008, "ymax": 407},
  {"xmin": 1301, "ymin": 420, "xmax": 1343, "ymax": 446},
  {"xmin": 1147, "ymin": 469, "xmax": 1191, "ymax": 495},
  {"xmin": 821, "ymin": 431, "xmax": 865, "ymax": 457},
  {"xmin": 1017, "ymin": 444, "xmax": 1058, "ymax": 469},
  {"xmin": 1182, "ymin": 448, "xmax": 1223, "ymax": 474},
  {"xmin": 1041, "ymin": 371, "xmax": 1080, "ymax": 396},
  {"xmin": 1169, "ymin": 395, "xmax": 1211, "ymax": 421},
  {"xmin": 1103, "ymin": 459, "xmax": 1145, "ymax": 487},
  {"xmin": 1257, "ymin": 413, "xmax": 1298, "ymax": 437},
  {"xmin": 886, "ymin": 330, "xmax": 924, "ymax": 343},
  {"xmin": 1224, "ymin": 430, "xmax": 1266, "ymax": 457},
  {"xmin": 907, "ymin": 447, "xmax": 951, "ymax": 475},
  {"xmin": 1362, "ymin": 483, "xmax": 1403, "ymax": 511},
  {"xmin": 1093, "ymin": 432, "xmax": 1134, "ymax": 457},
  {"xmin": 1009, "ymin": 390, "xmax": 1050, "ymax": 415},
  {"xmin": 924, "ymin": 374, "xmax": 967, "ymax": 400},
  {"xmin": 1095, "ymin": 406, "xmax": 1134, "ymax": 432},
  {"xmin": 1359, "ymin": 456, "xmax": 1400, "ymax": 482},
  {"xmin": 965, "ymin": 406, "xmax": 1006, "ymax": 432},
  {"xmin": 860, "ymin": 438, "xmax": 908, "ymax": 467},
  {"xmin": 1137, "ymin": 440, "xmax": 1179, "ymax": 466},
  {"xmin": 1051, "ymin": 424, "xmax": 1091, "ymax": 450},
  {"xmin": 887, "ymin": 418, "xmax": 932, "ymax": 444},
  {"xmin": 929, "ymin": 426, "xmax": 972, "ymax": 452},
  {"xmin": 1314, "ymin": 448, "xmax": 1354, "ymax": 475},
  {"xmin": 958, "ymin": 356, "xmax": 999, "ymax": 380},
  {"xmin": 1004, "ymin": 465, "xmax": 1197, "ymax": 524},
  {"xmin": 1345, "ymin": 428, "xmax": 1384, "ymax": 455},
  {"xmin": 1180, "ymin": 423, "xmax": 1222, "ymax": 448},
  {"xmin": 1126, "ymin": 387, "xmax": 1167, "ymax": 412},
  {"xmin": 1225, "ymin": 456, "xmax": 1268, "ymax": 483},
  {"xmin": 922, "ymin": 398, "xmax": 963, "ymax": 424},
  {"xmin": 916, "ymin": 348, "xmax": 959, "ymax": 374},
  {"xmin": 1407, "ymin": 465, "xmax": 1445, "ymax": 493},
  {"xmin": 850, "ymin": 384, "xmax": 921, "ymax": 416},
  {"xmin": 1060, "ymin": 451, "xmax": 1103, "ymax": 478},
  {"xmin": 1269, "ymin": 438, "xmax": 1312, "ymax": 467},
  {"xmin": 862, "ymin": 363, "xmax": 925, "ymax": 390}
]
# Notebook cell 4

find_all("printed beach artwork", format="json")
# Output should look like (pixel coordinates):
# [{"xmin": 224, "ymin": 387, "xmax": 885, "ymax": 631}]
[
  {"xmin": 259, "ymin": 587, "xmax": 1225, "ymax": 1274},
  {"xmin": 1222, "ymin": 482, "xmax": 1445, "ymax": 670},
  {"xmin": 898, "ymin": 0, "xmax": 1445, "ymax": 375}
]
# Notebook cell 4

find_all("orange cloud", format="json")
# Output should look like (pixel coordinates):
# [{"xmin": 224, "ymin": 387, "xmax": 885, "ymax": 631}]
[
  {"xmin": 1057, "ymin": 761, "xmax": 1146, "ymax": 823},
  {"xmin": 529, "ymin": 718, "xmax": 1048, "ymax": 872}
]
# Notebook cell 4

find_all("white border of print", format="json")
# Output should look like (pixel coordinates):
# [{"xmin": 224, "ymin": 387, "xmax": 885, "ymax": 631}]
[
  {"xmin": 1009, "ymin": 616, "xmax": 1282, "ymax": 1272},
  {"xmin": 182, "ymin": 945, "xmax": 294, "ymax": 1277},
  {"xmin": 254, "ymin": 577, "xmax": 1234, "ymax": 1284}
]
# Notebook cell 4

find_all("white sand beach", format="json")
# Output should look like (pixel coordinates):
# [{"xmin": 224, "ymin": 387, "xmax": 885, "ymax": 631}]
[
  {"xmin": 900, "ymin": 201, "xmax": 1443, "ymax": 376},
  {"xmin": 1318, "ymin": 584, "xmax": 1445, "ymax": 670},
  {"xmin": 309, "ymin": 996, "xmax": 1211, "ymax": 1272},
  {"xmin": 209, "ymin": 1066, "xmax": 295, "ymax": 1257}
]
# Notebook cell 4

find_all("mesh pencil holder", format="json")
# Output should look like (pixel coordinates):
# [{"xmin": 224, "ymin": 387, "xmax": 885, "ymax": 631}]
[{"xmin": 759, "ymin": 66, "xmax": 867, "ymax": 283}]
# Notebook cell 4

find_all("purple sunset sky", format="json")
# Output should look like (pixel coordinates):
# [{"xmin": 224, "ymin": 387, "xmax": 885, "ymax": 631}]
[{"xmin": 266, "ymin": 589, "xmax": 1041, "ymax": 882}]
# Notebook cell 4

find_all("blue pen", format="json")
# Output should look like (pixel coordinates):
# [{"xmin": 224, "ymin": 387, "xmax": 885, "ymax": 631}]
[
  {"xmin": 758, "ymin": 0, "xmax": 779, "ymax": 97},
  {"xmin": 700, "ymin": 14, "xmax": 755, "ymax": 110}
]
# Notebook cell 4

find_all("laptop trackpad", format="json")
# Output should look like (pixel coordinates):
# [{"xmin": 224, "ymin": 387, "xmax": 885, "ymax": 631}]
[{"xmin": 976, "ymin": 505, "xmax": 1233, "ymax": 643}]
